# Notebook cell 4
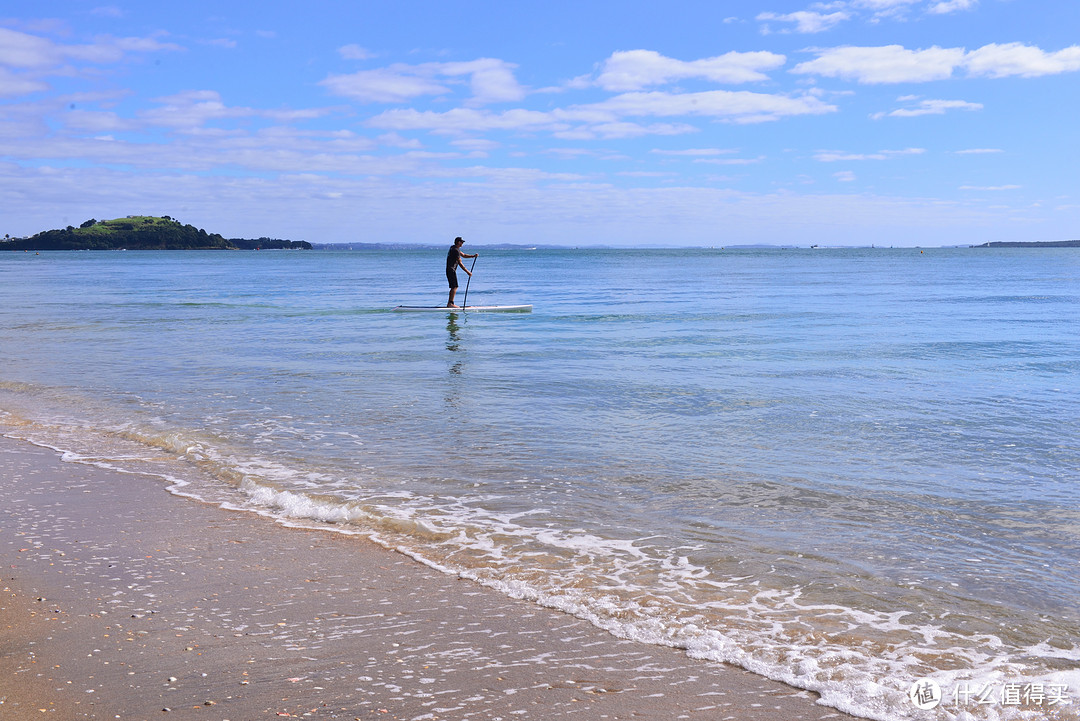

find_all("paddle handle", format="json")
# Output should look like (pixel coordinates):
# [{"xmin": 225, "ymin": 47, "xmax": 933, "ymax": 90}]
[{"xmin": 462, "ymin": 255, "xmax": 477, "ymax": 308}]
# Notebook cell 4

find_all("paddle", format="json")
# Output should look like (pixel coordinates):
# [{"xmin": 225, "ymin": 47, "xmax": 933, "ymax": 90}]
[{"xmin": 461, "ymin": 255, "xmax": 478, "ymax": 309}]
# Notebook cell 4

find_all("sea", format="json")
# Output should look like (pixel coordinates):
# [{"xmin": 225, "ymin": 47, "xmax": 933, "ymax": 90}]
[{"xmin": 1, "ymin": 246, "xmax": 1077, "ymax": 721}]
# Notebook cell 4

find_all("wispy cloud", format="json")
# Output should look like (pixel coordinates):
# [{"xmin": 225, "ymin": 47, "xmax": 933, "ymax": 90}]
[
  {"xmin": 91, "ymin": 6, "xmax": 125, "ymax": 18},
  {"xmin": 756, "ymin": 11, "xmax": 851, "ymax": 34},
  {"xmin": 321, "ymin": 58, "xmax": 526, "ymax": 105},
  {"xmin": 338, "ymin": 44, "xmax": 375, "ymax": 60},
  {"xmin": 0, "ymin": 67, "xmax": 49, "ymax": 97},
  {"xmin": 0, "ymin": 26, "xmax": 182, "ymax": 73},
  {"xmin": 365, "ymin": 87, "xmax": 835, "ymax": 139},
  {"xmin": 815, "ymin": 148, "xmax": 926, "ymax": 161},
  {"xmin": 872, "ymin": 97, "xmax": 983, "ymax": 118},
  {"xmin": 693, "ymin": 156, "xmax": 765, "ymax": 165},
  {"xmin": 202, "ymin": 38, "xmax": 238, "ymax": 49},
  {"xmin": 754, "ymin": 0, "xmax": 976, "ymax": 33},
  {"xmin": 927, "ymin": 0, "xmax": 978, "ymax": 14},
  {"xmin": 651, "ymin": 148, "xmax": 738, "ymax": 157}
]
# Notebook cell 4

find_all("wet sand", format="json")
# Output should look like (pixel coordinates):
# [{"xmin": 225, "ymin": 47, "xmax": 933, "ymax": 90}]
[{"xmin": 0, "ymin": 435, "xmax": 853, "ymax": 720}]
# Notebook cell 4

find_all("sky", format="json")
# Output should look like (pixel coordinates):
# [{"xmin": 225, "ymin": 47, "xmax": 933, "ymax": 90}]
[{"xmin": 1, "ymin": 0, "xmax": 1078, "ymax": 247}]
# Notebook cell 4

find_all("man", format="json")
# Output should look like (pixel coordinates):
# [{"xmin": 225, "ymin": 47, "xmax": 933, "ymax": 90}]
[{"xmin": 446, "ymin": 236, "xmax": 478, "ymax": 308}]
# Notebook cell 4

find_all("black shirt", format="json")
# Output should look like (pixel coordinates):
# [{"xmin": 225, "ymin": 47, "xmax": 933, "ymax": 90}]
[{"xmin": 446, "ymin": 245, "xmax": 462, "ymax": 272}]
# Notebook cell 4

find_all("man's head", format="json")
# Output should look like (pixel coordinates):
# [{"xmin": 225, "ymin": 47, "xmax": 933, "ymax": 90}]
[{"xmin": 454, "ymin": 237, "xmax": 464, "ymax": 246}]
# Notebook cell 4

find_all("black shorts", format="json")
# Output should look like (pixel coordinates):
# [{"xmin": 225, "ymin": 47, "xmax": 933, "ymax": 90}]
[{"xmin": 446, "ymin": 268, "xmax": 458, "ymax": 288}]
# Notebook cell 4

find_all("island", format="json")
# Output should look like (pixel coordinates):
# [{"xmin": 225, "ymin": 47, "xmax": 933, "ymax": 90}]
[{"xmin": 1, "ymin": 216, "xmax": 312, "ymax": 251}]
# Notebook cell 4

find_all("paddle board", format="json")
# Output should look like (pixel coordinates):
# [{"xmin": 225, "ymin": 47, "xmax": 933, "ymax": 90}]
[{"xmin": 392, "ymin": 304, "xmax": 532, "ymax": 313}]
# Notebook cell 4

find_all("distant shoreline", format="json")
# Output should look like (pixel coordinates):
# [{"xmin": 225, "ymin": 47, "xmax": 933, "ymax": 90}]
[{"xmin": 973, "ymin": 239, "xmax": 1080, "ymax": 248}]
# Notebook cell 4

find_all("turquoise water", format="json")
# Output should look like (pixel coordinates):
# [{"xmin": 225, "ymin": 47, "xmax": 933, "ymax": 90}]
[{"xmin": 1, "ymin": 247, "xmax": 1078, "ymax": 720}]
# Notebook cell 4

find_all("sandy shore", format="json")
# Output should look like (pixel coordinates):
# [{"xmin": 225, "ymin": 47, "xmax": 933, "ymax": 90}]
[{"xmin": 0, "ymin": 434, "xmax": 853, "ymax": 721}]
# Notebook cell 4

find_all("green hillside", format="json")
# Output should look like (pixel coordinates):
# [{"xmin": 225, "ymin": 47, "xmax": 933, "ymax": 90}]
[{"xmin": 2, "ymin": 216, "xmax": 311, "ymax": 251}]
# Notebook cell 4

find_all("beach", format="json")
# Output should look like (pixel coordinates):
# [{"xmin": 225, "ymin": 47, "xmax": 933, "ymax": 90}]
[{"xmin": 1, "ymin": 435, "xmax": 851, "ymax": 720}]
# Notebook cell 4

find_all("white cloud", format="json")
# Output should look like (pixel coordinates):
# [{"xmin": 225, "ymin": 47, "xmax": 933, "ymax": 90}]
[
  {"xmin": 756, "ymin": 10, "xmax": 851, "ymax": 34},
  {"xmin": 595, "ymin": 49, "xmax": 786, "ymax": 91},
  {"xmin": 140, "ymin": 90, "xmax": 253, "ymax": 129},
  {"xmin": 834, "ymin": 170, "xmax": 857, "ymax": 182},
  {"xmin": 451, "ymin": 137, "xmax": 499, "ymax": 153},
  {"xmin": 757, "ymin": 0, "xmax": 975, "ymax": 27},
  {"xmin": 369, "ymin": 107, "xmax": 566, "ymax": 134},
  {"xmin": 132, "ymin": 90, "xmax": 328, "ymax": 132},
  {"xmin": 321, "ymin": 67, "xmax": 450, "ymax": 104},
  {"xmin": 0, "ymin": 27, "xmax": 183, "ymax": 99},
  {"xmin": 63, "ymin": 109, "xmax": 134, "ymax": 132},
  {"xmin": 793, "ymin": 45, "xmax": 964, "ymax": 83},
  {"xmin": 0, "ymin": 67, "xmax": 49, "ymax": 97},
  {"xmin": 321, "ymin": 58, "xmax": 525, "ymax": 105},
  {"xmin": 71, "ymin": 34, "xmax": 182, "ymax": 63},
  {"xmin": 849, "ymin": 0, "xmax": 923, "ymax": 21},
  {"xmin": 795, "ymin": 42, "xmax": 1080, "ymax": 84},
  {"xmin": 965, "ymin": 43, "xmax": 1080, "ymax": 78},
  {"xmin": 437, "ymin": 59, "xmax": 527, "ymax": 104},
  {"xmin": 0, "ymin": 27, "xmax": 181, "ymax": 70},
  {"xmin": 954, "ymin": 148, "xmax": 1003, "ymax": 154},
  {"xmin": 560, "ymin": 121, "xmax": 695, "ymax": 140},
  {"xmin": 0, "ymin": 27, "xmax": 73, "ymax": 68},
  {"xmin": 959, "ymin": 184, "xmax": 1021, "ymax": 191}
]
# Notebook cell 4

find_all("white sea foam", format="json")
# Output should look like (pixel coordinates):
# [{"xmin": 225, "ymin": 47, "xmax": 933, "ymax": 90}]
[
  {"xmin": 5, "ymin": 404, "xmax": 1076, "ymax": 721},
  {"xmin": 4, "ymin": 400, "xmax": 1075, "ymax": 721},
  {"xmin": 217, "ymin": 471, "xmax": 1080, "ymax": 721}
]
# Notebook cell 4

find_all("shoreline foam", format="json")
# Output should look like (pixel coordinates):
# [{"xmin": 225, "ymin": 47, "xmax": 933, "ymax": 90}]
[{"xmin": 0, "ymin": 434, "xmax": 852, "ymax": 720}]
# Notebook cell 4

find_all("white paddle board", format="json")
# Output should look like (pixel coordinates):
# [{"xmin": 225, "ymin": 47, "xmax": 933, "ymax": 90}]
[{"xmin": 392, "ymin": 304, "xmax": 532, "ymax": 313}]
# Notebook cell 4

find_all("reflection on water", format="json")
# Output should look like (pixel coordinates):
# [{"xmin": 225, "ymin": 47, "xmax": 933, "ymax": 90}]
[
  {"xmin": 446, "ymin": 314, "xmax": 462, "ymax": 351},
  {"xmin": 446, "ymin": 314, "xmax": 464, "ymax": 376}
]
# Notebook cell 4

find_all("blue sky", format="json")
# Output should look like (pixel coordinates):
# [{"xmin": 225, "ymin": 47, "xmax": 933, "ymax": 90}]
[{"xmin": 2, "ymin": 0, "xmax": 1078, "ymax": 247}]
